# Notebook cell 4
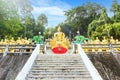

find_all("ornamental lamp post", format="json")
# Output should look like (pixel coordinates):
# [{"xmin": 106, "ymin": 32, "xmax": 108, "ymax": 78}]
[
  {"xmin": 107, "ymin": 28, "xmax": 111, "ymax": 46},
  {"xmin": 48, "ymin": 31, "xmax": 51, "ymax": 39},
  {"xmin": 77, "ymin": 30, "xmax": 80, "ymax": 35},
  {"xmin": 39, "ymin": 32, "xmax": 41, "ymax": 39},
  {"xmin": 21, "ymin": 21, "xmax": 26, "ymax": 38},
  {"xmin": 69, "ymin": 31, "xmax": 71, "ymax": 42},
  {"xmin": 39, "ymin": 32, "xmax": 41, "ymax": 35}
]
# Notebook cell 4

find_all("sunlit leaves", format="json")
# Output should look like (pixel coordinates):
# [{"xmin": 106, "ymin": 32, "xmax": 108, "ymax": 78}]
[{"xmin": 64, "ymin": 2, "xmax": 103, "ymax": 36}]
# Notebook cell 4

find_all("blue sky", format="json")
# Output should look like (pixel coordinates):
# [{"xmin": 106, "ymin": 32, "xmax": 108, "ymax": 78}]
[{"xmin": 30, "ymin": 0, "xmax": 120, "ymax": 28}]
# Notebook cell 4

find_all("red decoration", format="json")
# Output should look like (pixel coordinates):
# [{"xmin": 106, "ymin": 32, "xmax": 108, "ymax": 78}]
[{"xmin": 52, "ymin": 47, "xmax": 67, "ymax": 54}]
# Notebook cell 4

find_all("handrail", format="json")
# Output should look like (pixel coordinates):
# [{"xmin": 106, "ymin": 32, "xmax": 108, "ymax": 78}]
[
  {"xmin": 3, "ymin": 45, "xmax": 9, "ymax": 56},
  {"xmin": 44, "ymin": 44, "xmax": 47, "ymax": 54},
  {"xmin": 70, "ymin": 43, "xmax": 75, "ymax": 54},
  {"xmin": 77, "ymin": 44, "xmax": 103, "ymax": 80},
  {"xmin": 15, "ymin": 44, "xmax": 40, "ymax": 80},
  {"xmin": 0, "ymin": 44, "xmax": 36, "ymax": 46}
]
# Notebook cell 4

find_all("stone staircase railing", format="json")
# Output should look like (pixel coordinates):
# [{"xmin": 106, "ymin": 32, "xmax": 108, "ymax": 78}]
[
  {"xmin": 77, "ymin": 44, "xmax": 103, "ymax": 80},
  {"xmin": 15, "ymin": 44, "xmax": 40, "ymax": 80}
]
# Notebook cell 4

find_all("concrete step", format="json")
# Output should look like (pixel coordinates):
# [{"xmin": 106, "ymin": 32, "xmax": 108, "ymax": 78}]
[
  {"xmin": 33, "ymin": 62, "xmax": 84, "ymax": 65},
  {"xmin": 34, "ymin": 60, "xmax": 83, "ymax": 63},
  {"xmin": 36, "ymin": 58, "xmax": 81, "ymax": 60},
  {"xmin": 26, "ymin": 54, "xmax": 92, "ymax": 80},
  {"xmin": 32, "ymin": 65, "xmax": 85, "ymax": 67},
  {"xmin": 29, "ymin": 70, "xmax": 89, "ymax": 74},
  {"xmin": 31, "ymin": 67, "xmax": 87, "ymax": 70},
  {"xmin": 26, "ymin": 77, "xmax": 92, "ymax": 80},
  {"xmin": 36, "ymin": 54, "xmax": 81, "ymax": 58},
  {"xmin": 27, "ymin": 74, "xmax": 91, "ymax": 78},
  {"xmin": 29, "ymin": 71, "xmax": 90, "ymax": 75},
  {"xmin": 30, "ymin": 69, "xmax": 89, "ymax": 72}
]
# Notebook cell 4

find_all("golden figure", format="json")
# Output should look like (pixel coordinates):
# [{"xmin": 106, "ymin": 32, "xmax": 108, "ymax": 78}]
[
  {"xmin": 110, "ymin": 36, "xmax": 115, "ymax": 44},
  {"xmin": 94, "ymin": 37, "xmax": 101, "ymax": 44},
  {"xmin": 115, "ymin": 39, "xmax": 119, "ymax": 44},
  {"xmin": 9, "ymin": 37, "xmax": 15, "ymax": 45},
  {"xmin": 102, "ymin": 36, "xmax": 108, "ymax": 44},
  {"xmin": 50, "ymin": 26, "xmax": 70, "ymax": 49},
  {"xmin": 0, "ymin": 39, "xmax": 4, "ymax": 45}
]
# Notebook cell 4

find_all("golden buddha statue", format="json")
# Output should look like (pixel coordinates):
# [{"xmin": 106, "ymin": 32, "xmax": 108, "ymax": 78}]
[
  {"xmin": 4, "ymin": 39, "xmax": 9, "ymax": 45},
  {"xmin": 0, "ymin": 39, "xmax": 4, "ymax": 45},
  {"xmin": 9, "ymin": 37, "xmax": 15, "ymax": 45},
  {"xmin": 54, "ymin": 27, "xmax": 65, "ymax": 41},
  {"xmin": 50, "ymin": 27, "xmax": 70, "ymax": 53},
  {"xmin": 110, "ymin": 36, "xmax": 115, "ymax": 44},
  {"xmin": 94, "ymin": 37, "xmax": 101, "ymax": 44},
  {"xmin": 115, "ymin": 39, "xmax": 119, "ymax": 44},
  {"xmin": 102, "ymin": 36, "xmax": 108, "ymax": 44},
  {"xmin": 16, "ymin": 37, "xmax": 22, "ymax": 44}
]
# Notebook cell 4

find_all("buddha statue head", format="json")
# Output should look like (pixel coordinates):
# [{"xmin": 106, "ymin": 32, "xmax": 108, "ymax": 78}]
[
  {"xmin": 103, "ymin": 36, "xmax": 106, "ymax": 39},
  {"xmin": 96, "ymin": 37, "xmax": 99, "ymax": 40},
  {"xmin": 57, "ymin": 26, "xmax": 61, "ymax": 32},
  {"xmin": 111, "ymin": 36, "xmax": 113, "ymax": 39}
]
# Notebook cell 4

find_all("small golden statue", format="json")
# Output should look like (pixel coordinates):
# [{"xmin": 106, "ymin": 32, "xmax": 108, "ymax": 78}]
[
  {"xmin": 102, "ymin": 36, "xmax": 108, "ymax": 44},
  {"xmin": 115, "ymin": 39, "xmax": 119, "ymax": 44},
  {"xmin": 110, "ymin": 36, "xmax": 115, "ymax": 44},
  {"xmin": 94, "ymin": 37, "xmax": 101, "ymax": 44},
  {"xmin": 50, "ymin": 26, "xmax": 70, "ymax": 54}
]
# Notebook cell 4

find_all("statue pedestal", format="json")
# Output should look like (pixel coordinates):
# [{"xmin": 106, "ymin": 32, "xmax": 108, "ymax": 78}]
[{"xmin": 52, "ymin": 46, "xmax": 67, "ymax": 54}]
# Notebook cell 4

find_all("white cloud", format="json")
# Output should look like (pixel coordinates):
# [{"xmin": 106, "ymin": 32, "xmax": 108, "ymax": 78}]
[
  {"xmin": 32, "ymin": 6, "xmax": 65, "ymax": 16},
  {"xmin": 47, "ymin": 15, "xmax": 66, "ymax": 27},
  {"xmin": 31, "ymin": 0, "xmax": 71, "ymax": 27}
]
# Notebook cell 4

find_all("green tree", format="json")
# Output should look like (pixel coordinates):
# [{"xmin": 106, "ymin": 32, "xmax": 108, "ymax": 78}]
[
  {"xmin": 34, "ymin": 14, "xmax": 48, "ymax": 36},
  {"xmin": 110, "ymin": 0, "xmax": 120, "ymax": 22},
  {"xmin": 37, "ymin": 14, "xmax": 48, "ymax": 26},
  {"xmin": 99, "ymin": 8, "xmax": 110, "ymax": 24},
  {"xmin": 65, "ymin": 2, "xmax": 103, "ymax": 36},
  {"xmin": 88, "ymin": 8, "xmax": 111, "ymax": 39},
  {"xmin": 0, "ymin": 0, "xmax": 22, "ymax": 39},
  {"xmin": 14, "ymin": 0, "xmax": 34, "ymax": 38},
  {"xmin": 112, "ymin": 22, "xmax": 120, "ymax": 39}
]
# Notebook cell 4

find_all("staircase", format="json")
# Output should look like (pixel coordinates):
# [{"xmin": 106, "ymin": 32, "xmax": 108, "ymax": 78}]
[{"xmin": 26, "ymin": 54, "xmax": 92, "ymax": 80}]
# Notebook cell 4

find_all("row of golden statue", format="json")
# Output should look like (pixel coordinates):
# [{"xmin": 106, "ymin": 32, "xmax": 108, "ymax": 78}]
[
  {"xmin": 86, "ymin": 36, "xmax": 119, "ymax": 44},
  {"xmin": 0, "ymin": 28, "xmax": 119, "ymax": 45},
  {"xmin": 0, "ymin": 27, "xmax": 120, "ymax": 54},
  {"xmin": 0, "ymin": 37, "xmax": 32, "ymax": 45},
  {"xmin": 0, "ymin": 36, "xmax": 119, "ymax": 45}
]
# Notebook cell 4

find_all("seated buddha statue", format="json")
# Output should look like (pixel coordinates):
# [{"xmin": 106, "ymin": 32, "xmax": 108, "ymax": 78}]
[
  {"xmin": 94, "ymin": 37, "xmax": 100, "ymax": 44},
  {"xmin": 110, "ymin": 36, "xmax": 115, "ymax": 44},
  {"xmin": 16, "ymin": 37, "xmax": 23, "ymax": 44},
  {"xmin": 0, "ymin": 39, "xmax": 4, "ymax": 45},
  {"xmin": 54, "ymin": 27, "xmax": 65, "ymax": 41},
  {"xmin": 9, "ymin": 37, "xmax": 15, "ymax": 45},
  {"xmin": 102, "ymin": 36, "xmax": 108, "ymax": 44},
  {"xmin": 50, "ymin": 26, "xmax": 70, "ymax": 54},
  {"xmin": 115, "ymin": 39, "xmax": 119, "ymax": 44}
]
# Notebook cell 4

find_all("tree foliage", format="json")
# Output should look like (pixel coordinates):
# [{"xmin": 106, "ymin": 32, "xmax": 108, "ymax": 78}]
[
  {"xmin": 0, "ymin": 0, "xmax": 120, "ymax": 40},
  {"xmin": 0, "ymin": 0, "xmax": 48, "ymax": 39},
  {"xmin": 0, "ymin": 0, "xmax": 22, "ymax": 39},
  {"xmin": 64, "ymin": 2, "xmax": 103, "ymax": 36},
  {"xmin": 88, "ymin": 4, "xmax": 120, "ymax": 40},
  {"xmin": 110, "ymin": 0, "xmax": 120, "ymax": 22}
]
